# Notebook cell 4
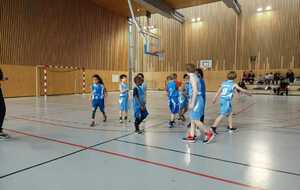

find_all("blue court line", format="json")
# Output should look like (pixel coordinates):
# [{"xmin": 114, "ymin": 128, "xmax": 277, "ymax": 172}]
[{"xmin": 115, "ymin": 139, "xmax": 300, "ymax": 177}]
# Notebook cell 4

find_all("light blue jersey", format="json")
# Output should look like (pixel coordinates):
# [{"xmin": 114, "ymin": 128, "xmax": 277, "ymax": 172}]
[
  {"xmin": 179, "ymin": 82, "xmax": 190, "ymax": 109},
  {"xmin": 166, "ymin": 80, "xmax": 179, "ymax": 114},
  {"xmin": 91, "ymin": 84, "xmax": 104, "ymax": 100},
  {"xmin": 219, "ymin": 80, "xmax": 235, "ymax": 116},
  {"xmin": 119, "ymin": 83, "xmax": 129, "ymax": 111},
  {"xmin": 91, "ymin": 84, "xmax": 105, "ymax": 112},
  {"xmin": 132, "ymin": 85, "xmax": 148, "ymax": 120},
  {"xmin": 188, "ymin": 74, "xmax": 204, "ymax": 120}
]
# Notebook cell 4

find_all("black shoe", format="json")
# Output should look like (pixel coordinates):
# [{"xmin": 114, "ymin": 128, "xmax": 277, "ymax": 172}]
[
  {"xmin": 169, "ymin": 121, "xmax": 175, "ymax": 128},
  {"xmin": 135, "ymin": 129, "xmax": 143, "ymax": 134},
  {"xmin": 103, "ymin": 115, "xmax": 107, "ymax": 122},
  {"xmin": 187, "ymin": 123, "xmax": 191, "ymax": 128},
  {"xmin": 0, "ymin": 133, "xmax": 10, "ymax": 139},
  {"xmin": 211, "ymin": 127, "xmax": 218, "ymax": 135},
  {"xmin": 120, "ymin": 117, "xmax": 123, "ymax": 123},
  {"xmin": 227, "ymin": 126, "xmax": 238, "ymax": 133},
  {"xmin": 90, "ymin": 121, "xmax": 95, "ymax": 127}
]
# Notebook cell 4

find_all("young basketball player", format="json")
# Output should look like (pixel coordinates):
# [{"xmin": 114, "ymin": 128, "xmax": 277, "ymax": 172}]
[
  {"xmin": 90, "ymin": 74, "xmax": 107, "ymax": 127},
  {"xmin": 211, "ymin": 71, "xmax": 251, "ymax": 134},
  {"xmin": 137, "ymin": 73, "xmax": 147, "ymax": 103},
  {"xmin": 183, "ymin": 64, "xmax": 214, "ymax": 143},
  {"xmin": 166, "ymin": 75, "xmax": 180, "ymax": 128},
  {"xmin": 0, "ymin": 68, "xmax": 9, "ymax": 139},
  {"xmin": 133, "ymin": 75, "xmax": 148, "ymax": 134},
  {"xmin": 196, "ymin": 68, "xmax": 206, "ymax": 122},
  {"xmin": 119, "ymin": 74, "xmax": 129, "ymax": 123},
  {"xmin": 179, "ymin": 74, "xmax": 190, "ymax": 121}
]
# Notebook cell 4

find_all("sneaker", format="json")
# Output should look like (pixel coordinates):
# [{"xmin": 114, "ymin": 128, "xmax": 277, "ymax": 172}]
[
  {"xmin": 211, "ymin": 127, "xmax": 218, "ymax": 135},
  {"xmin": 135, "ymin": 129, "xmax": 143, "ymax": 134},
  {"xmin": 0, "ymin": 133, "xmax": 10, "ymax": 139},
  {"xmin": 169, "ymin": 121, "xmax": 175, "ymax": 128},
  {"xmin": 103, "ymin": 115, "xmax": 107, "ymax": 122},
  {"xmin": 120, "ymin": 117, "xmax": 123, "ymax": 123},
  {"xmin": 203, "ymin": 130, "xmax": 215, "ymax": 144},
  {"xmin": 182, "ymin": 135, "xmax": 197, "ymax": 143},
  {"xmin": 90, "ymin": 121, "xmax": 95, "ymax": 127},
  {"xmin": 187, "ymin": 123, "xmax": 191, "ymax": 128},
  {"xmin": 227, "ymin": 126, "xmax": 238, "ymax": 133}
]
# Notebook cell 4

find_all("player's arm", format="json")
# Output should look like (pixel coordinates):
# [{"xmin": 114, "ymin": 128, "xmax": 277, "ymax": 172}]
[
  {"xmin": 89, "ymin": 86, "xmax": 93, "ymax": 101},
  {"xmin": 212, "ymin": 87, "xmax": 222, "ymax": 104},
  {"xmin": 189, "ymin": 77, "xmax": 198, "ymax": 109},
  {"xmin": 234, "ymin": 84, "xmax": 251, "ymax": 96}
]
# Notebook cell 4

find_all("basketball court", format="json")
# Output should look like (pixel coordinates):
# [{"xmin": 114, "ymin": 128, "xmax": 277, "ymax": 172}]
[{"xmin": 0, "ymin": 0, "xmax": 300, "ymax": 190}]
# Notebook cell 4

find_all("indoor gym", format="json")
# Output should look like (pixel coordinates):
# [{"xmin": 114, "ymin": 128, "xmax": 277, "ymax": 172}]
[{"xmin": 0, "ymin": 0, "xmax": 300, "ymax": 190}]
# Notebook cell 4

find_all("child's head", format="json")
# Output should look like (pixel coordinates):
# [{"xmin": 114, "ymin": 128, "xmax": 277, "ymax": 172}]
[
  {"xmin": 171, "ymin": 73, "xmax": 177, "ymax": 80},
  {"xmin": 227, "ymin": 71, "xmax": 237, "ymax": 80},
  {"xmin": 92, "ymin": 74, "xmax": 102, "ymax": 84},
  {"xmin": 134, "ymin": 75, "xmax": 142, "ymax": 86},
  {"xmin": 183, "ymin": 74, "xmax": 189, "ymax": 82},
  {"xmin": 195, "ymin": 68, "xmax": 204, "ymax": 78},
  {"xmin": 166, "ymin": 75, "xmax": 172, "ymax": 81},
  {"xmin": 137, "ymin": 73, "xmax": 144, "ymax": 79},
  {"xmin": 120, "ymin": 74, "xmax": 127, "ymax": 83},
  {"xmin": 186, "ymin": 64, "xmax": 196, "ymax": 74}
]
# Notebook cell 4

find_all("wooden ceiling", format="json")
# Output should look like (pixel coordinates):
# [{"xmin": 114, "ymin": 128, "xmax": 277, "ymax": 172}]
[
  {"xmin": 164, "ymin": 0, "xmax": 220, "ymax": 9},
  {"xmin": 90, "ymin": 0, "xmax": 146, "ymax": 17},
  {"xmin": 90, "ymin": 0, "xmax": 220, "ymax": 17}
]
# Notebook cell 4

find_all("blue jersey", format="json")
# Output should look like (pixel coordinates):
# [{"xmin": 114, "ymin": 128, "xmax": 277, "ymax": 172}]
[
  {"xmin": 188, "ymin": 74, "xmax": 204, "ymax": 120},
  {"xmin": 188, "ymin": 76, "xmax": 202, "ymax": 98},
  {"xmin": 166, "ymin": 80, "xmax": 179, "ymax": 99},
  {"xmin": 91, "ymin": 84, "xmax": 104, "ymax": 100},
  {"xmin": 200, "ymin": 78, "xmax": 206, "ymax": 101},
  {"xmin": 133, "ymin": 85, "xmax": 145, "ymax": 110},
  {"xmin": 119, "ymin": 83, "xmax": 129, "ymax": 97},
  {"xmin": 220, "ymin": 80, "xmax": 235, "ymax": 101}
]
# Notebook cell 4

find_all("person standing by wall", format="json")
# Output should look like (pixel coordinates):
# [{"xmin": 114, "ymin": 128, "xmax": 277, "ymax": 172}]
[{"xmin": 0, "ymin": 68, "xmax": 9, "ymax": 139}]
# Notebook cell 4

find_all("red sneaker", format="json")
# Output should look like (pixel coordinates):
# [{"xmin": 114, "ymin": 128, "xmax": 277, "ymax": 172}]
[{"xmin": 203, "ymin": 130, "xmax": 215, "ymax": 144}]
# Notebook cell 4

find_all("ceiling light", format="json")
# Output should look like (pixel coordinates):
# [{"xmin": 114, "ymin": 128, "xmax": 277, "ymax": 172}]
[
  {"xmin": 197, "ymin": 17, "xmax": 201, "ymax": 21},
  {"xmin": 257, "ymin": 7, "xmax": 263, "ymax": 12},
  {"xmin": 191, "ymin": 18, "xmax": 196, "ymax": 22},
  {"xmin": 265, "ymin": 6, "xmax": 272, "ymax": 11}
]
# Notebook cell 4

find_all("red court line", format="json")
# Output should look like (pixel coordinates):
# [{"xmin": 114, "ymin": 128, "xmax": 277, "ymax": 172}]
[
  {"xmin": 5, "ymin": 128, "xmax": 267, "ymax": 190},
  {"xmin": 8, "ymin": 116, "xmax": 126, "ymax": 132}
]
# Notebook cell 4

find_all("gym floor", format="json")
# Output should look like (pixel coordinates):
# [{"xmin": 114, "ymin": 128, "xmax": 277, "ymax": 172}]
[{"xmin": 0, "ymin": 91, "xmax": 299, "ymax": 190}]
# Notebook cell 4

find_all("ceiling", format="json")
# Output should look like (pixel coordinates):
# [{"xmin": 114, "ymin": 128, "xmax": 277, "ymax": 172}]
[
  {"xmin": 90, "ymin": 0, "xmax": 220, "ymax": 17},
  {"xmin": 164, "ymin": 0, "xmax": 220, "ymax": 9},
  {"xmin": 90, "ymin": 0, "xmax": 147, "ymax": 17}
]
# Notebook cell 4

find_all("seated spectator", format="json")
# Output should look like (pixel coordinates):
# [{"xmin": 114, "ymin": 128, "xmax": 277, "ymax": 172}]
[
  {"xmin": 286, "ymin": 69, "xmax": 295, "ymax": 83},
  {"xmin": 256, "ymin": 74, "xmax": 265, "ymax": 85},
  {"xmin": 242, "ymin": 71, "xmax": 249, "ymax": 83},
  {"xmin": 274, "ymin": 72, "xmax": 281, "ymax": 85},
  {"xmin": 273, "ymin": 78, "xmax": 289, "ymax": 96},
  {"xmin": 248, "ymin": 70, "xmax": 255, "ymax": 84},
  {"xmin": 264, "ymin": 73, "xmax": 270, "ymax": 85}
]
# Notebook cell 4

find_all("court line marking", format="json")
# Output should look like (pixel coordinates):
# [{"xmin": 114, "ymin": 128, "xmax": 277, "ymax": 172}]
[
  {"xmin": 3, "ymin": 128, "xmax": 267, "ymax": 190},
  {"xmin": 0, "ymin": 121, "xmax": 164, "ymax": 179},
  {"xmin": 8, "ymin": 116, "xmax": 132, "ymax": 133},
  {"xmin": 115, "ymin": 139, "xmax": 300, "ymax": 177}
]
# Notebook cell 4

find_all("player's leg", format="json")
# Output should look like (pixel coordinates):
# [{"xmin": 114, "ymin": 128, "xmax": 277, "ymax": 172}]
[{"xmin": 0, "ymin": 88, "xmax": 9, "ymax": 138}]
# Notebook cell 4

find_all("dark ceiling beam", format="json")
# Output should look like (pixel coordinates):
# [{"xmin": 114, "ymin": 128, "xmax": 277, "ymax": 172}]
[
  {"xmin": 134, "ymin": 0, "xmax": 185, "ymax": 23},
  {"xmin": 222, "ymin": 0, "xmax": 241, "ymax": 14}
]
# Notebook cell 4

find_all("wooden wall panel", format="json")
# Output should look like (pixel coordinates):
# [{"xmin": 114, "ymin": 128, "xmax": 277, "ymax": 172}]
[
  {"xmin": 180, "ymin": 2, "xmax": 237, "ymax": 70},
  {"xmin": 238, "ymin": 0, "xmax": 300, "ymax": 70},
  {"xmin": 0, "ymin": 0, "xmax": 128, "ymax": 70},
  {"xmin": 0, "ymin": 65, "xmax": 36, "ymax": 97}
]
